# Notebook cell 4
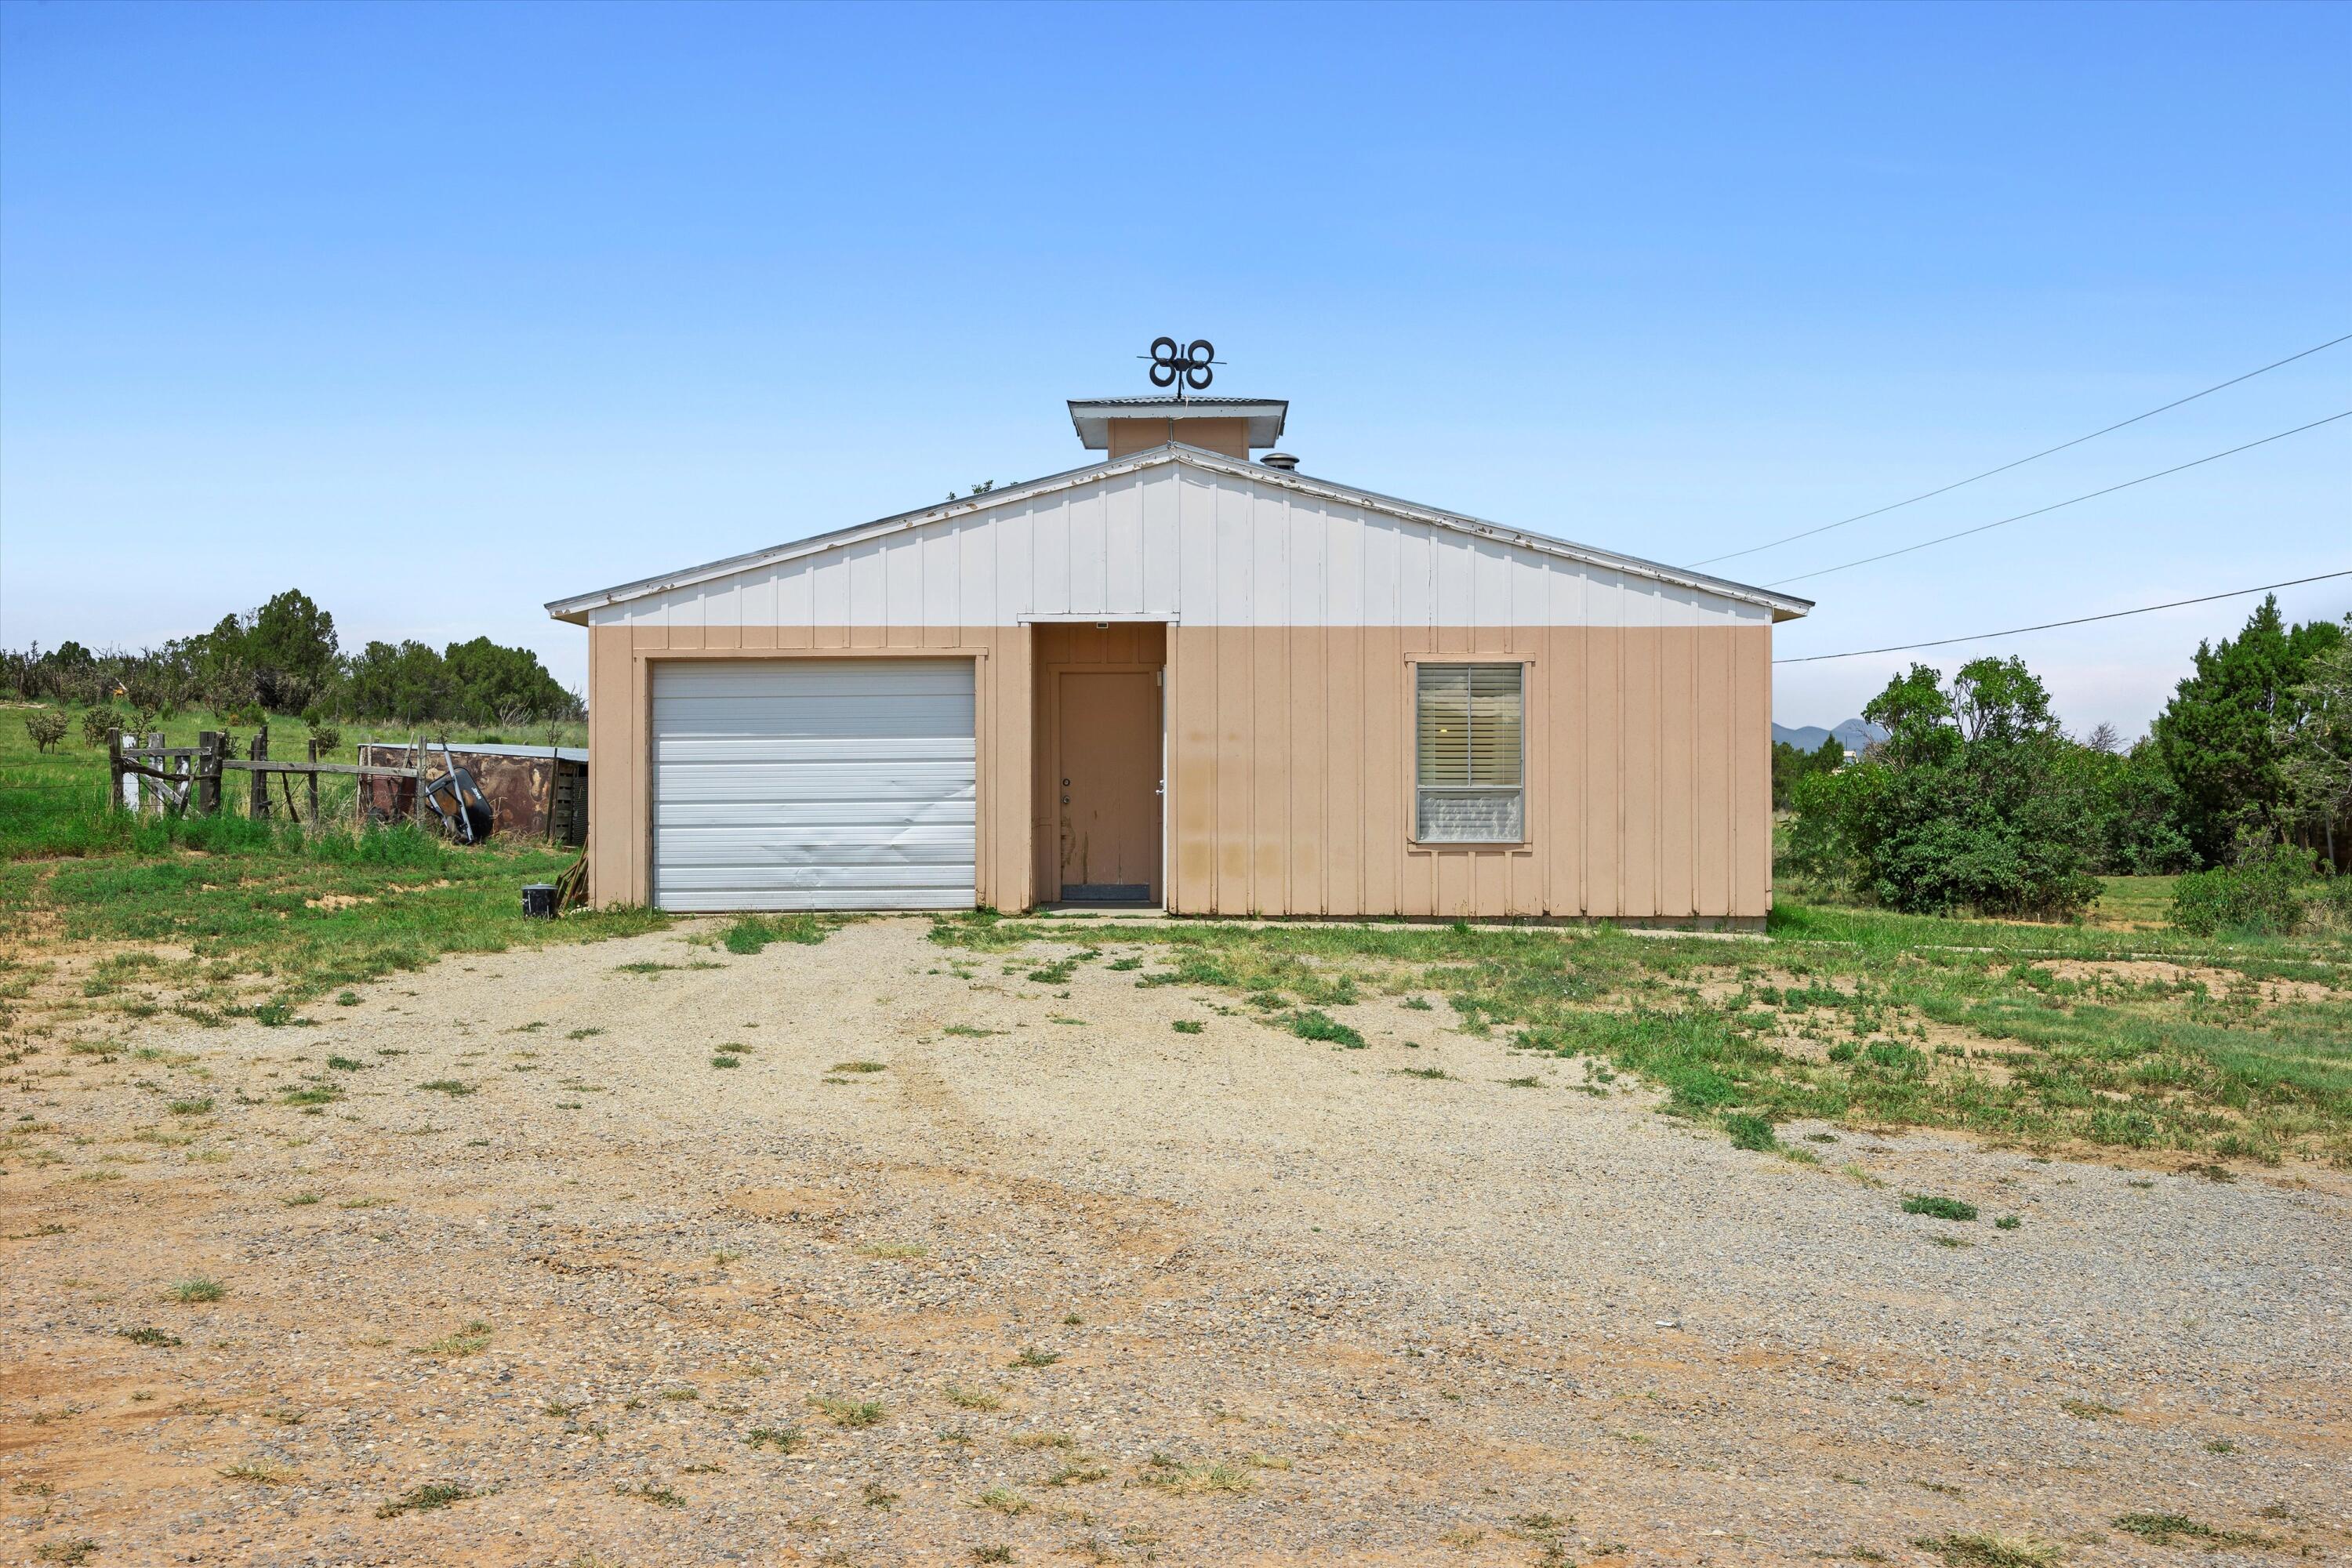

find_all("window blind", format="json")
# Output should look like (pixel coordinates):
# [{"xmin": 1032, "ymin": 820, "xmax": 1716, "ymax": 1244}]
[{"xmin": 1414, "ymin": 662, "xmax": 1524, "ymax": 842}]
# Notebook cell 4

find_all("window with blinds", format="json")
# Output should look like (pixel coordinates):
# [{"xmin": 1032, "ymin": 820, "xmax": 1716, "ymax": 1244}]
[{"xmin": 1414, "ymin": 662, "xmax": 1525, "ymax": 843}]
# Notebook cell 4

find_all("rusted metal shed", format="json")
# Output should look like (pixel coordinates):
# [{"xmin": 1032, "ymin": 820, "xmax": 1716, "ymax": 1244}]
[{"xmin": 356, "ymin": 742, "xmax": 587, "ymax": 845}]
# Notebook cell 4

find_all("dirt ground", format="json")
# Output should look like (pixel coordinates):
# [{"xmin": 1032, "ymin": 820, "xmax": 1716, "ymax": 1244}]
[{"xmin": 4, "ymin": 917, "xmax": 2347, "ymax": 1567}]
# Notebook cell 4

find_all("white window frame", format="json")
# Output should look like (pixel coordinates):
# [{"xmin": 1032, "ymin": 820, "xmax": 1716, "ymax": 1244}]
[{"xmin": 1410, "ymin": 659, "xmax": 1528, "ymax": 846}]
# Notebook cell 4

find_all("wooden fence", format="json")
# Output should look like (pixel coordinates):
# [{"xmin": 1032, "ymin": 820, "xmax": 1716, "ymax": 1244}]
[{"xmin": 108, "ymin": 724, "xmax": 436, "ymax": 828}]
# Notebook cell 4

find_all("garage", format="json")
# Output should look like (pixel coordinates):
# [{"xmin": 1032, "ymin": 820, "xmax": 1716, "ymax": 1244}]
[{"xmin": 648, "ymin": 659, "xmax": 977, "ymax": 912}]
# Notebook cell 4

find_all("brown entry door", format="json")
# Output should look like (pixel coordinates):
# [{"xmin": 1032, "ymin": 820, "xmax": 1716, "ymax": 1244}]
[{"xmin": 1058, "ymin": 670, "xmax": 1161, "ymax": 902}]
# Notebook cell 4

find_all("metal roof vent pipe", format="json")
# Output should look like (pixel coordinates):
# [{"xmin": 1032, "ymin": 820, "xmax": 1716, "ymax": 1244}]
[{"xmin": 1259, "ymin": 452, "xmax": 1300, "ymax": 471}]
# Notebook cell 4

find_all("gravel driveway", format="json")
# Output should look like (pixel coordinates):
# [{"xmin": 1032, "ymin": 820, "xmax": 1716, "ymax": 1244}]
[{"xmin": 4, "ymin": 916, "xmax": 2346, "ymax": 1566}]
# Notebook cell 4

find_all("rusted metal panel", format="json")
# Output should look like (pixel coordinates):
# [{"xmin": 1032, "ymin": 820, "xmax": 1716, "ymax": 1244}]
[{"xmin": 355, "ymin": 743, "xmax": 588, "ymax": 845}]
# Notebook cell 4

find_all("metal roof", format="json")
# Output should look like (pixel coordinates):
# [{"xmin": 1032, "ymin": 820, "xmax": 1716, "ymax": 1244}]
[
  {"xmin": 546, "ymin": 442, "xmax": 1815, "ymax": 624},
  {"xmin": 1067, "ymin": 397, "xmax": 1288, "ymax": 450},
  {"xmin": 357, "ymin": 741, "xmax": 588, "ymax": 764}
]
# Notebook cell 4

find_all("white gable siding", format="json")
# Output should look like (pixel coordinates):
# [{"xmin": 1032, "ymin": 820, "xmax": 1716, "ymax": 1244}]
[{"xmin": 586, "ymin": 466, "xmax": 1771, "ymax": 630}]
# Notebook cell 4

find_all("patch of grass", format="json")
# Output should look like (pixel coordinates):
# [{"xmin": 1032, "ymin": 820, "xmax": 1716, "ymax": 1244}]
[
  {"xmin": 659, "ymin": 1386, "xmax": 700, "ymax": 1402},
  {"xmin": 282, "ymin": 1191, "xmax": 323, "ymax": 1207},
  {"xmin": 1912, "ymin": 1534, "xmax": 2058, "ymax": 1568},
  {"xmin": 744, "ymin": 1425, "xmax": 804, "ymax": 1452},
  {"xmin": 1994, "ymin": 1214, "xmax": 2021, "ymax": 1229},
  {"xmin": 375, "ymin": 1482, "xmax": 475, "ymax": 1519},
  {"xmin": 166, "ymin": 1098, "xmax": 215, "ymax": 1116},
  {"xmin": 971, "ymin": 1548, "xmax": 1014, "ymax": 1565},
  {"xmin": 2112, "ymin": 1512, "xmax": 2270, "ymax": 1547},
  {"xmin": 857, "ymin": 1241, "xmax": 927, "ymax": 1259},
  {"xmin": 830, "ymin": 1060, "xmax": 888, "ymax": 1073},
  {"xmin": 862, "ymin": 1482, "xmax": 898, "ymax": 1508},
  {"xmin": 719, "ymin": 913, "xmax": 833, "ymax": 953},
  {"xmin": 942, "ymin": 1024, "xmax": 1000, "ymax": 1037},
  {"xmin": 1902, "ymin": 1193, "xmax": 1978, "ymax": 1221},
  {"xmin": 2060, "ymin": 1398, "xmax": 2121, "ymax": 1420},
  {"xmin": 413, "ymin": 1326, "xmax": 491, "ymax": 1358},
  {"xmin": 1722, "ymin": 1111, "xmax": 1780, "ymax": 1152},
  {"xmin": 115, "ymin": 1326, "xmax": 182, "ymax": 1348},
  {"xmin": 811, "ymin": 1396, "xmax": 885, "ymax": 1428},
  {"xmin": 219, "ymin": 1462, "xmax": 292, "ymax": 1484},
  {"xmin": 976, "ymin": 1486, "xmax": 1032, "ymax": 1515},
  {"xmin": 1284, "ymin": 1008, "xmax": 1367, "ymax": 1049},
  {"xmin": 416, "ymin": 1080, "xmax": 474, "ymax": 1096},
  {"xmin": 614, "ymin": 1483, "xmax": 684, "ymax": 1508},
  {"xmin": 1399, "ymin": 1065, "xmax": 1450, "ymax": 1080},
  {"xmin": 34, "ymin": 1541, "xmax": 99, "ymax": 1565},
  {"xmin": 565, "ymin": 1027, "xmax": 603, "ymax": 1040},
  {"xmin": 944, "ymin": 1385, "xmax": 1002, "ymax": 1410},
  {"xmin": 1500, "ymin": 1074, "xmax": 1544, "ymax": 1089},
  {"xmin": 710, "ymin": 1054, "xmax": 740, "ymax": 1069},
  {"xmin": 278, "ymin": 1083, "xmax": 341, "ymax": 1107},
  {"xmin": 1044, "ymin": 1459, "xmax": 1110, "ymax": 1486},
  {"xmin": 1171, "ymin": 1018, "xmax": 1205, "ymax": 1034},
  {"xmin": 1138, "ymin": 1453, "xmax": 1253, "ymax": 1495},
  {"xmin": 1007, "ymin": 1345, "xmax": 1060, "ymax": 1369},
  {"xmin": 171, "ymin": 1276, "xmax": 226, "ymax": 1303}
]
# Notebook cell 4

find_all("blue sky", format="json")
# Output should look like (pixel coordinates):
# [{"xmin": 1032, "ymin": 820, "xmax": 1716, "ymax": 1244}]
[{"xmin": 3, "ymin": 0, "xmax": 2346, "ymax": 735}]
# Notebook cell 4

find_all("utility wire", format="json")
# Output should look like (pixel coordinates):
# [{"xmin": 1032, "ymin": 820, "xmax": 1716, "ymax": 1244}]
[
  {"xmin": 1773, "ymin": 570, "xmax": 2352, "ymax": 664},
  {"xmin": 1765, "ymin": 412, "xmax": 2351, "ymax": 588},
  {"xmin": 1690, "ymin": 332, "xmax": 2352, "ymax": 568}
]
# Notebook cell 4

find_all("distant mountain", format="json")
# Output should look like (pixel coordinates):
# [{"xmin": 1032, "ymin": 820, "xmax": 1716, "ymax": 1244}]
[{"xmin": 1773, "ymin": 718, "xmax": 1889, "ymax": 755}]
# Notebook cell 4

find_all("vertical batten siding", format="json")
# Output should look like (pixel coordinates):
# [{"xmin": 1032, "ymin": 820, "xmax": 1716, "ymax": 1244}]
[
  {"xmin": 589, "ymin": 464, "xmax": 1773, "ymax": 636},
  {"xmin": 1157, "ymin": 624, "xmax": 1769, "ymax": 920}
]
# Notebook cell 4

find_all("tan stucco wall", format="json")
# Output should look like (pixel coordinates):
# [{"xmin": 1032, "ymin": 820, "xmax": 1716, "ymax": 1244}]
[{"xmin": 584, "ymin": 622, "xmax": 1770, "ymax": 920}]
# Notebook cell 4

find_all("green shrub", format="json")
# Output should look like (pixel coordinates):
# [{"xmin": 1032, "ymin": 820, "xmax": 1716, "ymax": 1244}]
[
  {"xmin": 79, "ymin": 707, "xmax": 118, "ymax": 749},
  {"xmin": 24, "ymin": 708, "xmax": 68, "ymax": 753},
  {"xmin": 1901, "ymin": 1193, "xmax": 1977, "ymax": 1221},
  {"xmin": 1784, "ymin": 659, "xmax": 2103, "ymax": 920},
  {"xmin": 1722, "ymin": 1112, "xmax": 1779, "ymax": 1152},
  {"xmin": 2169, "ymin": 843, "xmax": 2314, "ymax": 936}
]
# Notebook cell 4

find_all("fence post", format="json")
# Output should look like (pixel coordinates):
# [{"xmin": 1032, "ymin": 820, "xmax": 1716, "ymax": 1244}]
[
  {"xmin": 108, "ymin": 729, "xmax": 126, "ymax": 812},
  {"xmin": 195, "ymin": 731, "xmax": 220, "ymax": 815},
  {"xmin": 249, "ymin": 724, "xmax": 270, "ymax": 821},
  {"xmin": 411, "ymin": 733, "xmax": 426, "ymax": 829},
  {"xmin": 306, "ymin": 735, "xmax": 321, "ymax": 823},
  {"xmin": 146, "ymin": 732, "xmax": 168, "ymax": 817}
]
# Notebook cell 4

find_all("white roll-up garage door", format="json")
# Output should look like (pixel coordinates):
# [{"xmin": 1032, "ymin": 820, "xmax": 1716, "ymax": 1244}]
[{"xmin": 650, "ymin": 659, "xmax": 977, "ymax": 912}]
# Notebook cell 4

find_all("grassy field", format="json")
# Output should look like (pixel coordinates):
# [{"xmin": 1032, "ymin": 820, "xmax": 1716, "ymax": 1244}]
[
  {"xmin": 1, "ymin": 701, "xmax": 652, "ymax": 1029},
  {"xmin": 935, "ymin": 893, "xmax": 2352, "ymax": 1169}
]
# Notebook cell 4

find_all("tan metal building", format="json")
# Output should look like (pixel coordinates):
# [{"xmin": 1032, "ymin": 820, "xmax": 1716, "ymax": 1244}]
[{"xmin": 546, "ymin": 395, "xmax": 1810, "ymax": 924}]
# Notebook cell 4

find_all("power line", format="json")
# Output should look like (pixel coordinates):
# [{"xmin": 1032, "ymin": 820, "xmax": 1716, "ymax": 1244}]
[
  {"xmin": 1690, "ymin": 332, "xmax": 2352, "ymax": 569},
  {"xmin": 1773, "ymin": 570, "xmax": 2352, "ymax": 664},
  {"xmin": 1764, "ymin": 411, "xmax": 2351, "ymax": 588}
]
